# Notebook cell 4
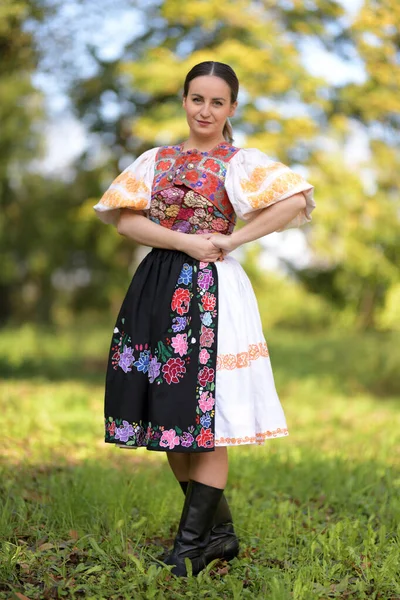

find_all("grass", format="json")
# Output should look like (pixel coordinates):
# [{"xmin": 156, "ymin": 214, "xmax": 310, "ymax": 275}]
[{"xmin": 1, "ymin": 324, "xmax": 400, "ymax": 599}]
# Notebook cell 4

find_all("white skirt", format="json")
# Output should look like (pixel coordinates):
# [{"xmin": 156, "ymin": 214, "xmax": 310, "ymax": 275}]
[{"xmin": 214, "ymin": 256, "xmax": 288, "ymax": 446}]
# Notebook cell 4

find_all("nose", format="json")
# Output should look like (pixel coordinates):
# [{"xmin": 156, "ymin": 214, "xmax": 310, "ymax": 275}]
[{"xmin": 199, "ymin": 103, "xmax": 211, "ymax": 118}]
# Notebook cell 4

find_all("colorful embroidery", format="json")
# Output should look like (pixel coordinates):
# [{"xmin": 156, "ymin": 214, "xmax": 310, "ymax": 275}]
[
  {"xmin": 215, "ymin": 428, "xmax": 289, "ymax": 446},
  {"xmin": 152, "ymin": 144, "xmax": 239, "ymax": 224},
  {"xmin": 149, "ymin": 187, "xmax": 234, "ymax": 235},
  {"xmin": 105, "ymin": 260, "xmax": 218, "ymax": 451},
  {"xmin": 100, "ymin": 172, "xmax": 150, "ymax": 210},
  {"xmin": 216, "ymin": 342, "xmax": 269, "ymax": 371},
  {"xmin": 240, "ymin": 165, "xmax": 305, "ymax": 210}
]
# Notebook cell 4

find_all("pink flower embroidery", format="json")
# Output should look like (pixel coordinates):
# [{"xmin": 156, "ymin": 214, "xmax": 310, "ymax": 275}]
[
  {"xmin": 160, "ymin": 429, "xmax": 180, "ymax": 449},
  {"xmin": 199, "ymin": 262, "xmax": 209, "ymax": 269},
  {"xmin": 199, "ymin": 325, "xmax": 214, "ymax": 348},
  {"xmin": 199, "ymin": 349, "xmax": 210, "ymax": 365},
  {"xmin": 171, "ymin": 333, "xmax": 188, "ymax": 357},
  {"xmin": 198, "ymin": 391, "xmax": 215, "ymax": 412}
]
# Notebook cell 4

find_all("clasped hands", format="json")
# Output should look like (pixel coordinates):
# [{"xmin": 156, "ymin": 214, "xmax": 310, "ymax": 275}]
[{"xmin": 179, "ymin": 232, "xmax": 237, "ymax": 263}]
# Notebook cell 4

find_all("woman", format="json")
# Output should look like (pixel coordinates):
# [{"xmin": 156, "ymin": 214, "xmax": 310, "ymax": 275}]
[{"xmin": 93, "ymin": 61, "xmax": 315, "ymax": 576}]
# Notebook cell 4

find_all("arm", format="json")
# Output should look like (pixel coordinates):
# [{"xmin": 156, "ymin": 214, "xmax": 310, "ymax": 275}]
[
  {"xmin": 117, "ymin": 209, "xmax": 223, "ymax": 262},
  {"xmin": 210, "ymin": 193, "xmax": 307, "ymax": 252}
]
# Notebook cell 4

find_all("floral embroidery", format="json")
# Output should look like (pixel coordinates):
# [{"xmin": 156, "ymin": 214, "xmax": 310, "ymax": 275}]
[
  {"xmin": 162, "ymin": 357, "xmax": 186, "ymax": 384},
  {"xmin": 148, "ymin": 356, "xmax": 161, "ymax": 383},
  {"xmin": 171, "ymin": 333, "xmax": 189, "ymax": 357},
  {"xmin": 134, "ymin": 350, "xmax": 151, "ymax": 373},
  {"xmin": 201, "ymin": 292, "xmax": 216, "ymax": 312},
  {"xmin": 153, "ymin": 144, "xmax": 240, "ymax": 225},
  {"xmin": 199, "ymin": 325, "xmax": 214, "ymax": 348},
  {"xmin": 150, "ymin": 188, "xmax": 234, "ymax": 236},
  {"xmin": 160, "ymin": 429, "xmax": 180, "ymax": 449},
  {"xmin": 196, "ymin": 427, "xmax": 214, "ymax": 449},
  {"xmin": 115, "ymin": 420, "xmax": 135, "ymax": 443},
  {"xmin": 171, "ymin": 287, "xmax": 191, "ymax": 315},
  {"xmin": 198, "ymin": 366, "xmax": 215, "ymax": 387},
  {"xmin": 118, "ymin": 345, "xmax": 135, "ymax": 373},
  {"xmin": 197, "ymin": 268, "xmax": 214, "ymax": 291},
  {"xmin": 172, "ymin": 316, "xmax": 187, "ymax": 332},
  {"xmin": 216, "ymin": 342, "xmax": 269, "ymax": 371},
  {"xmin": 215, "ymin": 428, "xmax": 289, "ymax": 446},
  {"xmin": 239, "ymin": 163, "xmax": 283, "ymax": 194},
  {"xmin": 100, "ymin": 173, "xmax": 149, "ymax": 210},
  {"xmin": 201, "ymin": 312, "xmax": 213, "ymax": 326},
  {"xmin": 198, "ymin": 391, "xmax": 215, "ymax": 412},
  {"xmin": 177, "ymin": 264, "xmax": 193, "ymax": 285},
  {"xmin": 105, "ymin": 260, "xmax": 218, "ymax": 451},
  {"xmin": 199, "ymin": 349, "xmax": 210, "ymax": 364},
  {"xmin": 240, "ymin": 164, "xmax": 305, "ymax": 210}
]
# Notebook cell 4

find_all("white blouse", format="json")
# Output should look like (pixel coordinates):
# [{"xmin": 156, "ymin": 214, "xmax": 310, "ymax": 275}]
[{"xmin": 93, "ymin": 146, "xmax": 315, "ymax": 230}]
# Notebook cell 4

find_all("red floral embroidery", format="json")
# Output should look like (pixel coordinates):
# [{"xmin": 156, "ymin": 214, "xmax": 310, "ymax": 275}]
[
  {"xmin": 202, "ymin": 292, "xmax": 216, "ymax": 311},
  {"xmin": 158, "ymin": 160, "xmax": 172, "ymax": 171},
  {"xmin": 185, "ymin": 170, "xmax": 199, "ymax": 183},
  {"xmin": 211, "ymin": 218, "xmax": 229, "ymax": 232},
  {"xmin": 108, "ymin": 421, "xmax": 116, "ymax": 436},
  {"xmin": 177, "ymin": 207, "xmax": 195, "ymax": 220},
  {"xmin": 204, "ymin": 159, "xmax": 220, "ymax": 173},
  {"xmin": 196, "ymin": 427, "xmax": 214, "ymax": 448},
  {"xmin": 198, "ymin": 366, "xmax": 215, "ymax": 386},
  {"xmin": 199, "ymin": 325, "xmax": 214, "ymax": 348},
  {"xmin": 162, "ymin": 357, "xmax": 186, "ymax": 384},
  {"xmin": 171, "ymin": 287, "xmax": 191, "ymax": 315}
]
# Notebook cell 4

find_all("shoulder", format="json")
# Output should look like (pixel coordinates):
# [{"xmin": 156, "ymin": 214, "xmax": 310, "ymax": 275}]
[{"xmin": 229, "ymin": 147, "xmax": 275, "ymax": 167}]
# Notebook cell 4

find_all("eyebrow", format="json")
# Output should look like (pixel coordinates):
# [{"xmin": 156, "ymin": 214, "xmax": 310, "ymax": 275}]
[{"xmin": 190, "ymin": 93, "xmax": 227, "ymax": 101}]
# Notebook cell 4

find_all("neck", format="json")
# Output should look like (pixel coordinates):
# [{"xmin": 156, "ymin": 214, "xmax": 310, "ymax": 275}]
[{"xmin": 182, "ymin": 134, "xmax": 226, "ymax": 152}]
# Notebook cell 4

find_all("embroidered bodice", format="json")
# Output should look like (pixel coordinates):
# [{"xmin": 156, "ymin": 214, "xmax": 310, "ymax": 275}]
[{"xmin": 149, "ymin": 144, "xmax": 240, "ymax": 235}]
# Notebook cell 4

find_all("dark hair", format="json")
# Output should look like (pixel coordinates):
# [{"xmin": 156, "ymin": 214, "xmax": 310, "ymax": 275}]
[{"xmin": 183, "ymin": 61, "xmax": 239, "ymax": 143}]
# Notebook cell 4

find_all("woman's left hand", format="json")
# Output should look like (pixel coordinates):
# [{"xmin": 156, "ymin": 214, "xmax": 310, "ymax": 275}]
[{"xmin": 207, "ymin": 233, "xmax": 238, "ymax": 255}]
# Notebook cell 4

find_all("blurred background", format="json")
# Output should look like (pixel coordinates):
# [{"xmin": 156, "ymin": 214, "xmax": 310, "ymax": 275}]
[
  {"xmin": 2, "ymin": 3, "xmax": 400, "ymax": 597},
  {"xmin": 1, "ymin": 0, "xmax": 399, "ymax": 334}
]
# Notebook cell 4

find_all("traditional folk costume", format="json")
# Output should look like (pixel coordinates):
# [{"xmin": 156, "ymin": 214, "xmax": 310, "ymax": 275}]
[
  {"xmin": 94, "ymin": 142, "xmax": 315, "ymax": 455},
  {"xmin": 94, "ymin": 141, "xmax": 315, "ymax": 576}
]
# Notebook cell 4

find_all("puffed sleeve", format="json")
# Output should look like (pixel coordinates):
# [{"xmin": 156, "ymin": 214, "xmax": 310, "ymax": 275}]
[
  {"xmin": 93, "ymin": 147, "xmax": 158, "ymax": 225},
  {"xmin": 225, "ymin": 148, "xmax": 315, "ymax": 230}
]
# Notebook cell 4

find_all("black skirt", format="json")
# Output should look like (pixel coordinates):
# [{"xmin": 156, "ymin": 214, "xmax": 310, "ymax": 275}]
[{"xmin": 104, "ymin": 248, "xmax": 219, "ymax": 453}]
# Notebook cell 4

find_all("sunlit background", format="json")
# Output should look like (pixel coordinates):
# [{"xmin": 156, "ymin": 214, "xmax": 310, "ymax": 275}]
[
  {"xmin": 1, "ymin": 2, "xmax": 400, "ymax": 598},
  {"xmin": 2, "ymin": 0, "xmax": 399, "ymax": 331}
]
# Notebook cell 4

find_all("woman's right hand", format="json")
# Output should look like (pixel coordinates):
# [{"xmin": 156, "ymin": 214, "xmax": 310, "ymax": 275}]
[{"xmin": 178, "ymin": 234, "xmax": 223, "ymax": 262}]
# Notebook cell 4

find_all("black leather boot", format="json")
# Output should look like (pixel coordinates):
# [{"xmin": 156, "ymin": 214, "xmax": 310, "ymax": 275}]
[
  {"xmin": 179, "ymin": 481, "xmax": 239, "ymax": 563},
  {"xmin": 163, "ymin": 480, "xmax": 224, "ymax": 576}
]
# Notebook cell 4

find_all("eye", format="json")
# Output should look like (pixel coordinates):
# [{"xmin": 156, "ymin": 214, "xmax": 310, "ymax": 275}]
[
  {"xmin": 214, "ymin": 101, "xmax": 223, "ymax": 106},
  {"xmin": 192, "ymin": 97, "xmax": 202, "ymax": 103}
]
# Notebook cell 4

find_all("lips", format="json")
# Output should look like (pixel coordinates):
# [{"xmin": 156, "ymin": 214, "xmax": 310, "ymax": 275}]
[{"xmin": 197, "ymin": 120, "xmax": 211, "ymax": 125}]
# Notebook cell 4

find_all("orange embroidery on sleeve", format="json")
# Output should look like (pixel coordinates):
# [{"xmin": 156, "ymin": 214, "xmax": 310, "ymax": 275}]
[
  {"xmin": 101, "ymin": 186, "xmax": 149, "ymax": 210},
  {"xmin": 240, "ymin": 163, "xmax": 283, "ymax": 193},
  {"xmin": 240, "ymin": 164, "xmax": 305, "ymax": 210}
]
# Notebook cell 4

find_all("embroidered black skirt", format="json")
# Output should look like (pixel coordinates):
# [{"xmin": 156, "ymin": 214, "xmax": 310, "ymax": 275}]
[{"xmin": 104, "ymin": 248, "xmax": 219, "ymax": 453}]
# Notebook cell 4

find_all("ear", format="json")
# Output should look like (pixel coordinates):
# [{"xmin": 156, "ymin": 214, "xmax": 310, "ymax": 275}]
[
  {"xmin": 182, "ymin": 95, "xmax": 187, "ymax": 108},
  {"xmin": 229, "ymin": 101, "xmax": 238, "ymax": 118}
]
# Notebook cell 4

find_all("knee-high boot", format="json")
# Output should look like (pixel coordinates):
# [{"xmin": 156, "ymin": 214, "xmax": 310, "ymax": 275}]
[
  {"xmin": 163, "ymin": 480, "xmax": 224, "ymax": 576},
  {"xmin": 179, "ymin": 481, "xmax": 239, "ymax": 563}
]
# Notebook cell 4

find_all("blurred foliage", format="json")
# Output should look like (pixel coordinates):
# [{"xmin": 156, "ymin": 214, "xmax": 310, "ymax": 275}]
[{"xmin": 0, "ymin": 0, "xmax": 399, "ymax": 330}]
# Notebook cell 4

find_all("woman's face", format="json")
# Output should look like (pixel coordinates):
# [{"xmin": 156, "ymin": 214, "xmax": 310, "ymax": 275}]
[{"xmin": 183, "ymin": 75, "xmax": 237, "ymax": 141}]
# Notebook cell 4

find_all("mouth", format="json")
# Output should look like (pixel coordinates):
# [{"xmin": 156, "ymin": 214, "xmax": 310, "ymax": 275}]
[{"xmin": 196, "ymin": 120, "xmax": 212, "ymax": 125}]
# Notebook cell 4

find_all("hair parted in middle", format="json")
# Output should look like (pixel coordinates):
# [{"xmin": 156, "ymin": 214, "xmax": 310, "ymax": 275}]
[{"xmin": 183, "ymin": 61, "xmax": 239, "ymax": 143}]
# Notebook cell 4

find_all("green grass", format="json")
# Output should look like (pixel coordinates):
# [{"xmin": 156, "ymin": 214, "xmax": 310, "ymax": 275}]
[{"xmin": 1, "ymin": 325, "xmax": 400, "ymax": 599}]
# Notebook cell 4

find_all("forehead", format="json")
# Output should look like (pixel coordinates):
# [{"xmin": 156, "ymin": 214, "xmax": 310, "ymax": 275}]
[{"xmin": 187, "ymin": 75, "xmax": 231, "ymax": 98}]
